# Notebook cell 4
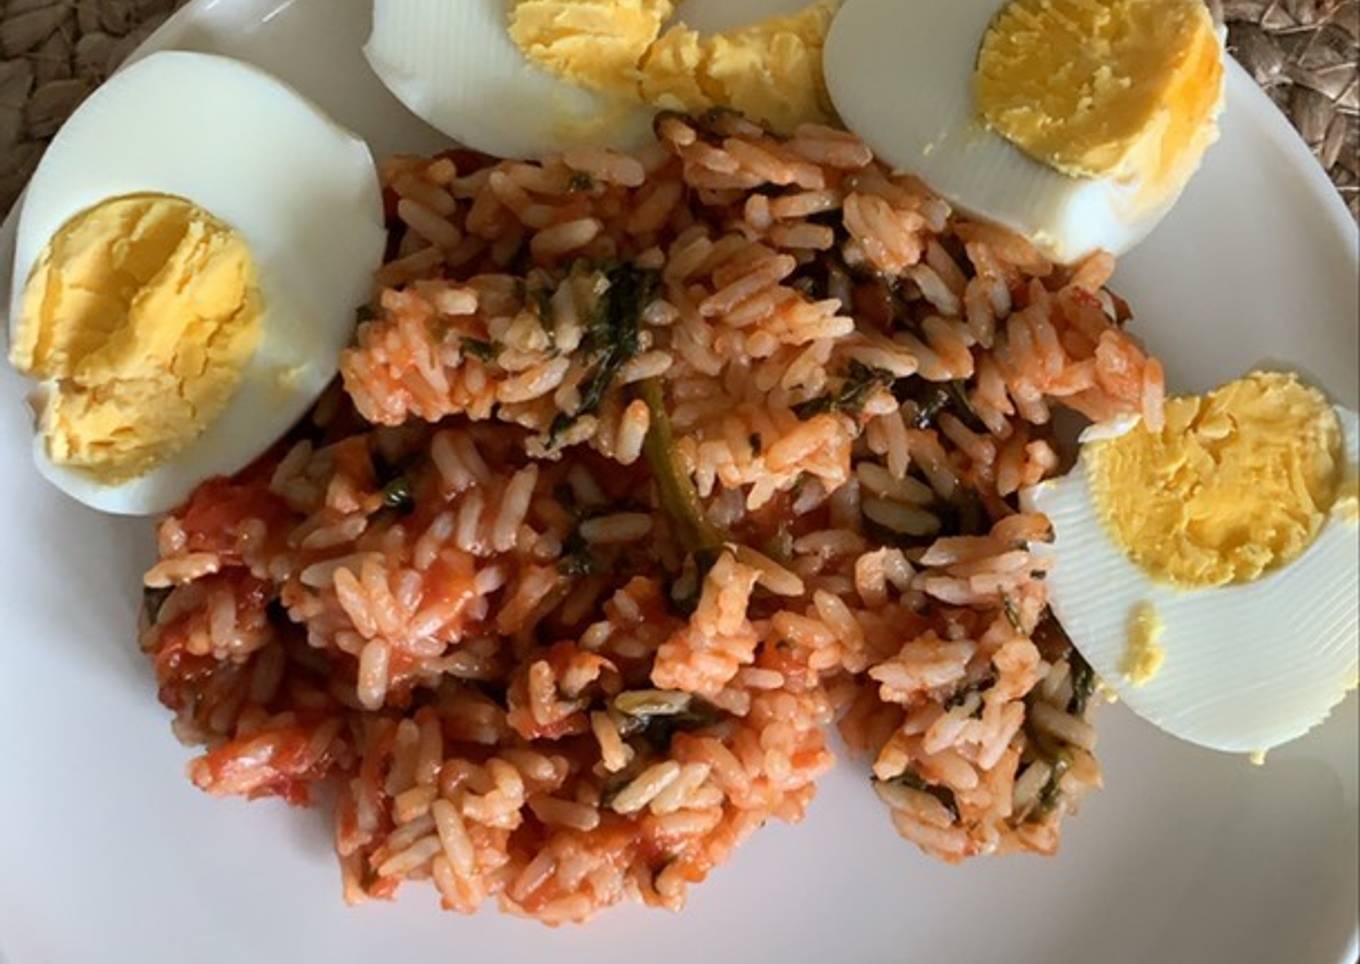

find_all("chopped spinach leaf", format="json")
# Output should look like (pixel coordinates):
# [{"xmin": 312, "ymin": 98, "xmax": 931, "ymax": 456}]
[
  {"xmin": 1033, "ymin": 756, "xmax": 1072, "ymax": 817},
  {"xmin": 551, "ymin": 263, "xmax": 658, "ymax": 443},
  {"xmin": 881, "ymin": 769, "xmax": 960, "ymax": 820},
  {"xmin": 620, "ymin": 694, "xmax": 726, "ymax": 752},
  {"xmin": 945, "ymin": 674, "xmax": 995, "ymax": 712},
  {"xmin": 612, "ymin": 689, "xmax": 693, "ymax": 718},
  {"xmin": 1068, "ymin": 649, "xmax": 1096, "ymax": 717},
  {"xmin": 557, "ymin": 525, "xmax": 597, "ymax": 578},
  {"xmin": 1001, "ymin": 593, "xmax": 1025, "ymax": 633},
  {"xmin": 461, "ymin": 337, "xmax": 500, "ymax": 362},
  {"xmin": 947, "ymin": 379, "xmax": 987, "ymax": 432},
  {"xmin": 793, "ymin": 361, "xmax": 895, "ymax": 420},
  {"xmin": 638, "ymin": 379, "xmax": 725, "ymax": 556}
]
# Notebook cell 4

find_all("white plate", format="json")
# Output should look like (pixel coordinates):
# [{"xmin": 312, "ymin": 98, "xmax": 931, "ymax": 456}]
[{"xmin": 0, "ymin": 2, "xmax": 1355, "ymax": 962}]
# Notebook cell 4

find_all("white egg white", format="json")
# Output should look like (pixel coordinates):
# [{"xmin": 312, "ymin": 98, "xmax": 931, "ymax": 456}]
[
  {"xmin": 9, "ymin": 51, "xmax": 387, "ymax": 516},
  {"xmin": 1022, "ymin": 408, "xmax": 1360, "ymax": 754},
  {"xmin": 823, "ymin": 0, "xmax": 1220, "ymax": 262},
  {"xmin": 365, "ymin": 0, "xmax": 656, "ymax": 160}
]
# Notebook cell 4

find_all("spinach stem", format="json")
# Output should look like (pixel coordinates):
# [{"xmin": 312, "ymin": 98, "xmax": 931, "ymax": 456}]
[{"xmin": 638, "ymin": 379, "xmax": 725, "ymax": 555}]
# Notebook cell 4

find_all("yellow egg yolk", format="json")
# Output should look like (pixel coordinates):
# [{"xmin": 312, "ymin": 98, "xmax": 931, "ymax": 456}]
[
  {"xmin": 509, "ymin": 0, "xmax": 676, "ymax": 93},
  {"xmin": 508, "ymin": 0, "xmax": 838, "ymax": 134},
  {"xmin": 1087, "ymin": 372, "xmax": 1345, "ymax": 588},
  {"xmin": 974, "ymin": 0, "xmax": 1223, "ymax": 199},
  {"xmin": 1121, "ymin": 600, "xmax": 1165, "ymax": 686},
  {"xmin": 11, "ymin": 194, "xmax": 263, "ymax": 483}
]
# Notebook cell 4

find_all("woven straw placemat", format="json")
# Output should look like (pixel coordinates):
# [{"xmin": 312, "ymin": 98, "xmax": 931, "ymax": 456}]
[{"xmin": 1, "ymin": 0, "xmax": 1356, "ymax": 219}]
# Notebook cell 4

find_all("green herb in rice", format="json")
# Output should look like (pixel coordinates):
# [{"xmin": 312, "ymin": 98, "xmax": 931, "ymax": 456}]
[
  {"xmin": 793, "ymin": 361, "xmax": 895, "ymax": 420},
  {"xmin": 461, "ymin": 337, "xmax": 500, "ymax": 362},
  {"xmin": 638, "ymin": 379, "xmax": 725, "ymax": 556},
  {"xmin": 947, "ymin": 380, "xmax": 986, "ymax": 431},
  {"xmin": 945, "ymin": 674, "xmax": 995, "ymax": 713},
  {"xmin": 1034, "ymin": 756, "xmax": 1072, "ymax": 817},
  {"xmin": 901, "ymin": 383, "xmax": 951, "ymax": 428},
  {"xmin": 614, "ymin": 691, "xmax": 726, "ymax": 750},
  {"xmin": 558, "ymin": 525, "xmax": 598, "ymax": 577},
  {"xmin": 612, "ymin": 689, "xmax": 693, "ymax": 718},
  {"xmin": 550, "ymin": 263, "xmax": 657, "ymax": 442},
  {"xmin": 879, "ymin": 770, "xmax": 960, "ymax": 821},
  {"xmin": 1069, "ymin": 650, "xmax": 1096, "ymax": 717}
]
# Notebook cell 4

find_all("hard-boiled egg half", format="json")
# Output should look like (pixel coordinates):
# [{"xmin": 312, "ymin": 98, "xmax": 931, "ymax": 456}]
[
  {"xmin": 825, "ymin": 0, "xmax": 1226, "ymax": 262},
  {"xmin": 8, "ymin": 51, "xmax": 386, "ymax": 516},
  {"xmin": 365, "ymin": 0, "xmax": 841, "ymax": 159},
  {"xmin": 366, "ymin": 0, "xmax": 659, "ymax": 160},
  {"xmin": 1023, "ymin": 372, "xmax": 1360, "ymax": 756}
]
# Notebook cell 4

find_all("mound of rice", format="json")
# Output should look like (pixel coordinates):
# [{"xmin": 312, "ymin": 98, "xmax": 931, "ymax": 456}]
[{"xmin": 139, "ymin": 109, "xmax": 1163, "ymax": 923}]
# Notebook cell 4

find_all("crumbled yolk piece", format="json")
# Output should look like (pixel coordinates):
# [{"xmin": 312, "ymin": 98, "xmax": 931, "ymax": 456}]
[
  {"xmin": 1121, "ymin": 600, "xmax": 1165, "ymax": 686},
  {"xmin": 508, "ymin": 0, "xmax": 838, "ymax": 134},
  {"xmin": 691, "ymin": 3, "xmax": 836, "ymax": 134},
  {"xmin": 1087, "ymin": 372, "xmax": 1345, "ymax": 588},
  {"xmin": 11, "ymin": 194, "xmax": 262, "ymax": 483},
  {"xmin": 508, "ymin": 0, "xmax": 675, "ymax": 93},
  {"xmin": 640, "ymin": 22, "xmax": 710, "ymax": 113},
  {"xmin": 974, "ymin": 0, "xmax": 1223, "ymax": 197}
]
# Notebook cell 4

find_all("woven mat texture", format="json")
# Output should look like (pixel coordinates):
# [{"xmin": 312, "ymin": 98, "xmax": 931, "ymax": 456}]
[{"xmin": 1, "ymin": 0, "xmax": 1357, "ymax": 218}]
